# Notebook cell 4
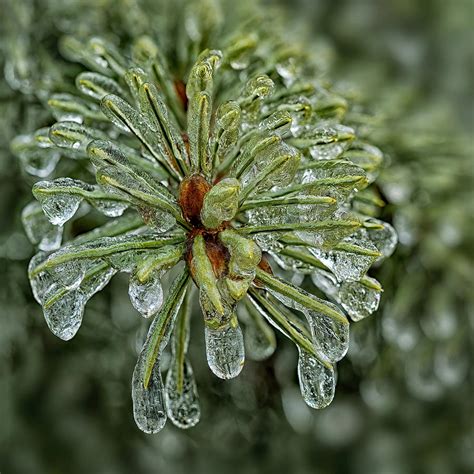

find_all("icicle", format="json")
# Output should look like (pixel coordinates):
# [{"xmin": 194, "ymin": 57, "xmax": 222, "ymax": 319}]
[{"xmin": 308, "ymin": 233, "xmax": 380, "ymax": 282}]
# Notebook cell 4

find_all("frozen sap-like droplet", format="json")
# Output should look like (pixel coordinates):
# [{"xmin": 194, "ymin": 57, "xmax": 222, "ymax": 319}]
[
  {"xmin": 165, "ymin": 359, "xmax": 201, "ymax": 429},
  {"xmin": 132, "ymin": 354, "xmax": 167, "ymax": 434},
  {"xmin": 298, "ymin": 349, "xmax": 335, "ymax": 409},
  {"xmin": 205, "ymin": 324, "xmax": 245, "ymax": 379},
  {"xmin": 128, "ymin": 271, "xmax": 164, "ymax": 318}
]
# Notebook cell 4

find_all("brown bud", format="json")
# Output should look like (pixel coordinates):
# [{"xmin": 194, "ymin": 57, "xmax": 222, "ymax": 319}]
[{"xmin": 179, "ymin": 174, "xmax": 211, "ymax": 227}]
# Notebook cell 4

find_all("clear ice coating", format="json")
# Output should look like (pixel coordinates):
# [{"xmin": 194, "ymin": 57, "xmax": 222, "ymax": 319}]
[
  {"xmin": 338, "ymin": 278, "xmax": 381, "ymax": 322},
  {"xmin": 308, "ymin": 233, "xmax": 379, "ymax": 282},
  {"xmin": 294, "ymin": 214, "xmax": 361, "ymax": 250},
  {"xmin": 131, "ymin": 269, "xmax": 189, "ymax": 433},
  {"xmin": 29, "ymin": 252, "xmax": 115, "ymax": 340},
  {"xmin": 33, "ymin": 177, "xmax": 128, "ymax": 224},
  {"xmin": 297, "ymin": 348, "xmax": 335, "ymax": 409},
  {"xmin": 205, "ymin": 324, "xmax": 245, "ymax": 379},
  {"xmin": 239, "ymin": 300, "xmax": 277, "ymax": 361},
  {"xmin": 92, "ymin": 198, "xmax": 128, "ymax": 217},
  {"xmin": 132, "ymin": 352, "xmax": 167, "ymax": 434},
  {"xmin": 266, "ymin": 281, "xmax": 349, "ymax": 363},
  {"xmin": 22, "ymin": 201, "xmax": 63, "ymax": 251},
  {"xmin": 28, "ymin": 232, "xmax": 186, "ymax": 340},
  {"xmin": 76, "ymin": 71, "xmax": 125, "ymax": 101},
  {"xmin": 165, "ymin": 359, "xmax": 201, "ymax": 429},
  {"xmin": 47, "ymin": 92, "xmax": 103, "ymax": 122},
  {"xmin": 364, "ymin": 218, "xmax": 398, "ymax": 259},
  {"xmin": 33, "ymin": 178, "xmax": 84, "ymax": 225},
  {"xmin": 49, "ymin": 120, "xmax": 108, "ymax": 153},
  {"xmin": 303, "ymin": 305, "xmax": 349, "ymax": 363},
  {"xmin": 128, "ymin": 270, "xmax": 164, "ymax": 318},
  {"xmin": 290, "ymin": 123, "xmax": 355, "ymax": 161}
]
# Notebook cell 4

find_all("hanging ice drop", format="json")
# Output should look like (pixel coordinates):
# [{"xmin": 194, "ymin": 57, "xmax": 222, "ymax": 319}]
[
  {"xmin": 205, "ymin": 324, "xmax": 245, "ymax": 379},
  {"xmin": 132, "ymin": 354, "xmax": 167, "ymax": 434},
  {"xmin": 165, "ymin": 359, "xmax": 201, "ymax": 429},
  {"xmin": 128, "ymin": 270, "xmax": 164, "ymax": 318},
  {"xmin": 297, "ymin": 348, "xmax": 335, "ymax": 409}
]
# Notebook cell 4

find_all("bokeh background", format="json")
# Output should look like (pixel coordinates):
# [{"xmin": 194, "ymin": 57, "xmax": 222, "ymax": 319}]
[{"xmin": 0, "ymin": 0, "xmax": 472, "ymax": 473}]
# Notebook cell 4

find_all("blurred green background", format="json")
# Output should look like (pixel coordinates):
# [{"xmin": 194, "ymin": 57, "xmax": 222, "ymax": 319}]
[{"xmin": 0, "ymin": 0, "xmax": 472, "ymax": 473}]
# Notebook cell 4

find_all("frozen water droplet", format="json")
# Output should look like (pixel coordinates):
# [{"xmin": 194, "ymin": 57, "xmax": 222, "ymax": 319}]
[
  {"xmin": 92, "ymin": 199, "xmax": 128, "ymax": 217},
  {"xmin": 297, "ymin": 349, "xmax": 335, "ymax": 409},
  {"xmin": 311, "ymin": 269, "xmax": 339, "ymax": 299},
  {"xmin": 132, "ymin": 354, "xmax": 167, "ymax": 434},
  {"xmin": 131, "ymin": 268, "xmax": 188, "ymax": 433},
  {"xmin": 165, "ymin": 359, "xmax": 201, "ymax": 429},
  {"xmin": 309, "ymin": 233, "xmax": 379, "ymax": 282},
  {"xmin": 303, "ymin": 306, "xmax": 349, "ymax": 363},
  {"xmin": 29, "ymin": 251, "xmax": 115, "ymax": 340},
  {"xmin": 129, "ymin": 271, "xmax": 164, "ymax": 318},
  {"xmin": 22, "ymin": 201, "xmax": 63, "ymax": 251},
  {"xmin": 41, "ymin": 193, "xmax": 82, "ymax": 226},
  {"xmin": 364, "ymin": 219, "xmax": 397, "ymax": 259},
  {"xmin": 43, "ymin": 289, "xmax": 85, "ymax": 340},
  {"xmin": 338, "ymin": 279, "xmax": 381, "ymax": 322},
  {"xmin": 309, "ymin": 141, "xmax": 348, "ymax": 161},
  {"xmin": 269, "ymin": 286, "xmax": 349, "ymax": 363},
  {"xmin": 205, "ymin": 324, "xmax": 245, "ymax": 379}
]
